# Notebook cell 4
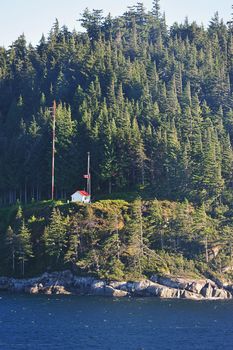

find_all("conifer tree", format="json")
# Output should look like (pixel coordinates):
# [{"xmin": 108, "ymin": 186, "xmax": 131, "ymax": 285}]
[
  {"xmin": 125, "ymin": 199, "xmax": 145, "ymax": 277},
  {"xmin": 5, "ymin": 226, "xmax": 18, "ymax": 273},
  {"xmin": 191, "ymin": 204, "xmax": 216, "ymax": 263},
  {"xmin": 44, "ymin": 208, "xmax": 67, "ymax": 265},
  {"xmin": 18, "ymin": 220, "xmax": 33, "ymax": 276}
]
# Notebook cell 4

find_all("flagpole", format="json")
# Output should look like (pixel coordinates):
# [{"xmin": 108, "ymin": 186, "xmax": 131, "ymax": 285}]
[
  {"xmin": 51, "ymin": 100, "xmax": 56, "ymax": 201},
  {"xmin": 87, "ymin": 152, "xmax": 91, "ymax": 198}
]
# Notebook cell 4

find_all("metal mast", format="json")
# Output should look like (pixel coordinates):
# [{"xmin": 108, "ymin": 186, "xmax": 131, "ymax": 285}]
[
  {"xmin": 87, "ymin": 152, "xmax": 91, "ymax": 198},
  {"xmin": 51, "ymin": 100, "xmax": 56, "ymax": 200}
]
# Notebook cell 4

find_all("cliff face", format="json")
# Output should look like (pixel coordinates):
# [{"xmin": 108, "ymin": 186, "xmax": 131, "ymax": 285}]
[{"xmin": 0, "ymin": 270, "xmax": 232, "ymax": 300}]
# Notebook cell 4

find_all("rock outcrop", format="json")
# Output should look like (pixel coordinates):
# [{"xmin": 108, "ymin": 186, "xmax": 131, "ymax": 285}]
[{"xmin": 0, "ymin": 271, "xmax": 232, "ymax": 300}]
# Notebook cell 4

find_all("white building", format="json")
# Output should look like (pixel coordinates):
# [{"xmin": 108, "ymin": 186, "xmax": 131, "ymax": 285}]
[{"xmin": 71, "ymin": 190, "xmax": 91, "ymax": 203}]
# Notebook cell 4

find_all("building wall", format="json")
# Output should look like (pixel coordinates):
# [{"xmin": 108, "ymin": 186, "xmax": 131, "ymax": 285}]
[
  {"xmin": 83, "ymin": 196, "xmax": 91, "ymax": 203},
  {"xmin": 71, "ymin": 192, "xmax": 90, "ymax": 203},
  {"xmin": 71, "ymin": 192, "xmax": 83, "ymax": 202}
]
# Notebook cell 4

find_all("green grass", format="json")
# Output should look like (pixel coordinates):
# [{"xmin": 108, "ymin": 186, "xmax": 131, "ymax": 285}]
[{"xmin": 94, "ymin": 189, "xmax": 157, "ymax": 202}]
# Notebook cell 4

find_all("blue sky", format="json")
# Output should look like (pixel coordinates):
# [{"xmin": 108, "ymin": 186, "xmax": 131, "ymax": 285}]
[{"xmin": 0, "ymin": 0, "xmax": 232, "ymax": 47}]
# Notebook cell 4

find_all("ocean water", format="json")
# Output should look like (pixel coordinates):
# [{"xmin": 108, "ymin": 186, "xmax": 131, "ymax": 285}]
[{"xmin": 0, "ymin": 294, "xmax": 232, "ymax": 350}]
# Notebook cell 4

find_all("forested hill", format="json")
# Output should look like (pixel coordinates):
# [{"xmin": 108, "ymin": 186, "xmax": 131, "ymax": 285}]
[{"xmin": 0, "ymin": 0, "xmax": 233, "ymax": 207}]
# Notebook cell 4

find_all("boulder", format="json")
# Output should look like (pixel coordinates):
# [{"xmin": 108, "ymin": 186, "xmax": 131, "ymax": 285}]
[
  {"xmin": 40, "ymin": 286, "xmax": 53, "ymax": 295},
  {"xmin": 109, "ymin": 281, "xmax": 127, "ymax": 290},
  {"xmin": 201, "ymin": 283, "xmax": 214, "ymax": 298},
  {"xmin": 146, "ymin": 284, "xmax": 160, "ymax": 296},
  {"xmin": 104, "ymin": 286, "xmax": 128, "ymax": 297},
  {"xmin": 186, "ymin": 281, "xmax": 206, "ymax": 294},
  {"xmin": 225, "ymin": 284, "xmax": 233, "ymax": 295},
  {"xmin": 159, "ymin": 286, "xmax": 180, "ymax": 299},
  {"xmin": 151, "ymin": 275, "xmax": 219, "ymax": 297},
  {"xmin": 124, "ymin": 282, "xmax": 136, "ymax": 293},
  {"xmin": 132, "ymin": 280, "xmax": 152, "ymax": 295},
  {"xmin": 181, "ymin": 290, "xmax": 203, "ymax": 300},
  {"xmin": 39, "ymin": 271, "xmax": 73, "ymax": 288},
  {"xmin": 147, "ymin": 282, "xmax": 180, "ymax": 299},
  {"xmin": 37, "ymin": 285, "xmax": 71, "ymax": 295},
  {"xmin": 51, "ymin": 285, "xmax": 71, "ymax": 295},
  {"xmin": 151, "ymin": 275, "xmax": 192, "ymax": 290},
  {"xmin": 212, "ymin": 288, "xmax": 232, "ymax": 299},
  {"xmin": 25, "ymin": 284, "xmax": 39, "ymax": 294},
  {"xmin": 157, "ymin": 276, "xmax": 187, "ymax": 289},
  {"xmin": 91, "ymin": 280, "xmax": 106, "ymax": 295},
  {"xmin": 112, "ymin": 289, "xmax": 128, "ymax": 297},
  {"xmin": 73, "ymin": 276, "xmax": 95, "ymax": 290}
]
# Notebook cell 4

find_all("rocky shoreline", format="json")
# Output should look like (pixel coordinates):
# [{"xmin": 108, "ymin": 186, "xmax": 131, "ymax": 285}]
[{"xmin": 0, "ymin": 271, "xmax": 232, "ymax": 300}]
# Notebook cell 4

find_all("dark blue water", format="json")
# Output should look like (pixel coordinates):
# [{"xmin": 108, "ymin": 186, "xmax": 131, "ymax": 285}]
[{"xmin": 0, "ymin": 294, "xmax": 232, "ymax": 350}]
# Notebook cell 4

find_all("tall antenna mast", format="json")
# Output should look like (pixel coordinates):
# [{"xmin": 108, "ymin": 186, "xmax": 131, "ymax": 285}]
[{"xmin": 51, "ymin": 100, "xmax": 56, "ymax": 201}]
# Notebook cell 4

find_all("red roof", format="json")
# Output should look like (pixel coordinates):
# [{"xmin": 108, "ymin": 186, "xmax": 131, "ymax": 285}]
[{"xmin": 77, "ymin": 190, "xmax": 90, "ymax": 197}]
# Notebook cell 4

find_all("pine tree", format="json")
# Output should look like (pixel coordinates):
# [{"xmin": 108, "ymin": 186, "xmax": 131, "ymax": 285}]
[
  {"xmin": 5, "ymin": 226, "xmax": 18, "ymax": 273},
  {"xmin": 101, "ymin": 232, "xmax": 124, "ymax": 280},
  {"xmin": 191, "ymin": 204, "xmax": 216, "ymax": 263},
  {"xmin": 44, "ymin": 208, "xmax": 67, "ymax": 265},
  {"xmin": 64, "ymin": 217, "xmax": 80, "ymax": 267},
  {"xmin": 145, "ymin": 200, "xmax": 163, "ymax": 249},
  {"xmin": 125, "ymin": 199, "xmax": 145, "ymax": 277},
  {"xmin": 18, "ymin": 220, "xmax": 33, "ymax": 276},
  {"xmin": 152, "ymin": 0, "xmax": 161, "ymax": 20}
]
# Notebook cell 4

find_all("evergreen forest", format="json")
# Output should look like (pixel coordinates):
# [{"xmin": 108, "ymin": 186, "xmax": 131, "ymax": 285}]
[{"xmin": 0, "ymin": 1, "xmax": 233, "ymax": 280}]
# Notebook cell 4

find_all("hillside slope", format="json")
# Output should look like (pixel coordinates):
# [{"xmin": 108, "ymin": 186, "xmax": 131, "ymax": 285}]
[
  {"xmin": 0, "ymin": 1, "xmax": 232, "ymax": 206},
  {"xmin": 0, "ymin": 199, "xmax": 232, "ymax": 284}
]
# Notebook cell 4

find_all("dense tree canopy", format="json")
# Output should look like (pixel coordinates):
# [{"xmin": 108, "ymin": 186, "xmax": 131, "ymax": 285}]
[{"xmin": 0, "ymin": 1, "xmax": 233, "ymax": 209}]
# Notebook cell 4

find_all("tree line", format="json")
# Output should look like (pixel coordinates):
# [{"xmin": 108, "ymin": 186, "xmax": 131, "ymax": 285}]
[
  {"xmin": 0, "ymin": 0, "xmax": 233, "ymax": 208},
  {"xmin": 1, "ymin": 199, "xmax": 232, "ymax": 279}
]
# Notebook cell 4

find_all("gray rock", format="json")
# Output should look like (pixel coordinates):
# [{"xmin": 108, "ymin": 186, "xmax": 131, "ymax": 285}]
[
  {"xmin": 91, "ymin": 280, "xmax": 106, "ymax": 289},
  {"xmin": 159, "ymin": 286, "xmax": 180, "ymax": 299},
  {"xmin": 181, "ymin": 290, "xmax": 203, "ymax": 300},
  {"xmin": 109, "ymin": 281, "xmax": 127, "ymax": 290},
  {"xmin": 24, "ymin": 284, "xmax": 39, "ymax": 294},
  {"xmin": 112, "ymin": 289, "xmax": 128, "ymax": 297},
  {"xmin": 186, "ymin": 281, "xmax": 206, "ymax": 294},
  {"xmin": 125, "ymin": 282, "xmax": 136, "ymax": 293},
  {"xmin": 151, "ymin": 275, "xmax": 196, "ymax": 290},
  {"xmin": 104, "ymin": 286, "xmax": 128, "ymax": 297},
  {"xmin": 73, "ymin": 276, "xmax": 95, "ymax": 290},
  {"xmin": 38, "ymin": 271, "xmax": 73, "ymax": 289},
  {"xmin": 90, "ymin": 280, "xmax": 106, "ymax": 295},
  {"xmin": 132, "ymin": 280, "xmax": 152, "ymax": 295},
  {"xmin": 212, "ymin": 288, "xmax": 232, "ymax": 299},
  {"xmin": 51, "ymin": 285, "xmax": 71, "ymax": 295},
  {"xmin": 147, "ymin": 284, "xmax": 160, "ymax": 296},
  {"xmin": 201, "ymin": 283, "xmax": 214, "ymax": 298},
  {"xmin": 40, "ymin": 286, "xmax": 53, "ymax": 295},
  {"xmin": 147, "ymin": 282, "xmax": 180, "ymax": 299},
  {"xmin": 151, "ymin": 275, "xmax": 219, "ymax": 297},
  {"xmin": 1, "ymin": 271, "xmax": 232, "ymax": 299},
  {"xmin": 157, "ymin": 276, "xmax": 187, "ymax": 289}
]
